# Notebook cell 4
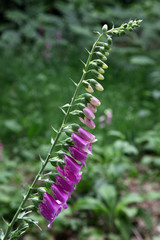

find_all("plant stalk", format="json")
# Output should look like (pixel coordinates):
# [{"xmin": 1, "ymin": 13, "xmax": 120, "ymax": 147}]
[{"xmin": 3, "ymin": 32, "xmax": 104, "ymax": 240}]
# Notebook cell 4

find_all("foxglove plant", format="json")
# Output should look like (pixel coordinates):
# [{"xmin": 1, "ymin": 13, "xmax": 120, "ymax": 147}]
[{"xmin": 1, "ymin": 20, "xmax": 142, "ymax": 240}]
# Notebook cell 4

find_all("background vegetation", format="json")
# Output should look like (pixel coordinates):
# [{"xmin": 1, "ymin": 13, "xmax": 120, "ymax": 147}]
[{"xmin": 0, "ymin": 0, "xmax": 160, "ymax": 239}]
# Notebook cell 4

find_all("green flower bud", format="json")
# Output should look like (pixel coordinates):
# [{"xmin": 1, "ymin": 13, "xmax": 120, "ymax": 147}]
[
  {"xmin": 85, "ymin": 84, "xmax": 94, "ymax": 93},
  {"xmin": 97, "ymin": 73, "xmax": 104, "ymax": 80},
  {"xmin": 70, "ymin": 123, "xmax": 79, "ymax": 132},
  {"xmin": 38, "ymin": 187, "xmax": 46, "ymax": 199},
  {"xmin": 102, "ymin": 63, "xmax": 108, "ymax": 69},
  {"xmin": 96, "ymin": 52, "xmax": 107, "ymax": 61},
  {"xmin": 105, "ymin": 52, "xmax": 109, "ymax": 56},
  {"xmin": 65, "ymin": 128, "xmax": 73, "ymax": 137},
  {"xmin": 90, "ymin": 69, "xmax": 104, "ymax": 80},
  {"xmin": 103, "ymin": 43, "xmax": 110, "ymax": 51},
  {"xmin": 107, "ymin": 36, "xmax": 112, "ymax": 45},
  {"xmin": 44, "ymin": 179, "xmax": 53, "ymax": 189},
  {"xmin": 95, "ymin": 82, "xmax": 104, "ymax": 91},
  {"xmin": 96, "ymin": 46, "xmax": 105, "ymax": 53},
  {"xmin": 89, "ymin": 61, "xmax": 97, "ymax": 68},
  {"xmin": 48, "ymin": 172, "xmax": 58, "ymax": 181},
  {"xmin": 102, "ymin": 24, "xmax": 108, "ymax": 32},
  {"xmin": 120, "ymin": 30, "xmax": 125, "ymax": 35},
  {"xmin": 98, "ymin": 67, "xmax": 104, "ymax": 74}
]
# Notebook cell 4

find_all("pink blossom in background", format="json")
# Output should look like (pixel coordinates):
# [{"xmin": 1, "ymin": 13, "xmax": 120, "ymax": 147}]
[
  {"xmin": 0, "ymin": 142, "xmax": 2, "ymax": 151},
  {"xmin": 98, "ymin": 109, "xmax": 113, "ymax": 128},
  {"xmin": 98, "ymin": 116, "xmax": 105, "ymax": 122},
  {"xmin": 41, "ymin": 49, "xmax": 50, "ymax": 60},
  {"xmin": 38, "ymin": 27, "xmax": 44, "ymax": 36},
  {"xmin": 105, "ymin": 109, "xmax": 112, "ymax": 125},
  {"xmin": 45, "ymin": 42, "xmax": 51, "ymax": 50},
  {"xmin": 56, "ymin": 31, "xmax": 62, "ymax": 42},
  {"xmin": 99, "ymin": 123, "xmax": 105, "ymax": 129},
  {"xmin": 0, "ymin": 141, "xmax": 3, "ymax": 161}
]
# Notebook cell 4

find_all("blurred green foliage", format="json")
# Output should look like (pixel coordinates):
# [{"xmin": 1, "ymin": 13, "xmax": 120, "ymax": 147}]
[{"xmin": 0, "ymin": 0, "xmax": 160, "ymax": 239}]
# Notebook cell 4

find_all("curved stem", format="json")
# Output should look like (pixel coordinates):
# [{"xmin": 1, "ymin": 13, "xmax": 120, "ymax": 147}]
[{"xmin": 3, "ymin": 32, "xmax": 104, "ymax": 240}]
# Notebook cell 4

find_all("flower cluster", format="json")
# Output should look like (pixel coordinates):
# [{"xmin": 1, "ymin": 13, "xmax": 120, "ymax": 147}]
[
  {"xmin": 39, "ymin": 126, "xmax": 96, "ymax": 228},
  {"xmin": 38, "ymin": 24, "xmax": 112, "ymax": 228}
]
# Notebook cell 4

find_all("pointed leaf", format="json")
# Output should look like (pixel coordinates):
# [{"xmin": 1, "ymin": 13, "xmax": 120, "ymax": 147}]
[
  {"xmin": 2, "ymin": 217, "xmax": 9, "ymax": 227},
  {"xmin": 70, "ymin": 78, "xmax": 78, "ymax": 86},
  {"xmin": 59, "ymin": 107, "xmax": 67, "ymax": 115},
  {"xmin": 61, "ymin": 103, "xmax": 70, "ymax": 108},
  {"xmin": 51, "ymin": 126, "xmax": 58, "ymax": 133},
  {"xmin": 85, "ymin": 48, "xmax": 91, "ymax": 55},
  {"xmin": 39, "ymin": 155, "xmax": 44, "ymax": 164},
  {"xmin": 80, "ymin": 59, "xmax": 86, "ymax": 66}
]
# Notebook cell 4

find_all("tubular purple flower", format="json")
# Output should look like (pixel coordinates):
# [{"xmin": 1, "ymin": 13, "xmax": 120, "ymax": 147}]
[
  {"xmin": 87, "ymin": 103, "xmax": 97, "ymax": 113},
  {"xmin": 84, "ymin": 117, "xmax": 95, "ymax": 129},
  {"xmin": 69, "ymin": 146, "xmax": 88, "ymax": 163},
  {"xmin": 77, "ymin": 127, "xmax": 96, "ymax": 143},
  {"xmin": 64, "ymin": 155, "xmax": 82, "ymax": 174},
  {"xmin": 71, "ymin": 133, "xmax": 92, "ymax": 154},
  {"xmin": 57, "ymin": 163, "xmax": 82, "ymax": 185},
  {"xmin": 90, "ymin": 96, "xmax": 101, "ymax": 106},
  {"xmin": 51, "ymin": 183, "xmax": 69, "ymax": 209},
  {"xmin": 83, "ymin": 107, "xmax": 95, "ymax": 120},
  {"xmin": 43, "ymin": 192, "xmax": 62, "ymax": 216},
  {"xmin": 39, "ymin": 203, "xmax": 55, "ymax": 229},
  {"xmin": 56, "ymin": 175, "xmax": 74, "ymax": 193}
]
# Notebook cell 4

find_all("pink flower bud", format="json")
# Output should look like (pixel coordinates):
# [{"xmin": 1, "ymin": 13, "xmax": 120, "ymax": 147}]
[
  {"xmin": 87, "ymin": 103, "xmax": 97, "ymax": 113},
  {"xmin": 84, "ymin": 117, "xmax": 95, "ymax": 129},
  {"xmin": 83, "ymin": 107, "xmax": 95, "ymax": 120},
  {"xmin": 90, "ymin": 96, "xmax": 101, "ymax": 106}
]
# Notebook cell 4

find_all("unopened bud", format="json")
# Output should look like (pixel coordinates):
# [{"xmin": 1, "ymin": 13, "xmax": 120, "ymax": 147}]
[
  {"xmin": 85, "ymin": 84, "xmax": 94, "ymax": 93},
  {"xmin": 105, "ymin": 52, "xmax": 109, "ymax": 56},
  {"xmin": 87, "ymin": 103, "xmax": 97, "ymax": 113},
  {"xmin": 90, "ymin": 96, "xmax": 101, "ymax": 106},
  {"xmin": 90, "ymin": 69, "xmax": 104, "ymax": 80},
  {"xmin": 96, "ymin": 52, "xmax": 107, "ymax": 61},
  {"xmin": 95, "ymin": 82, "xmax": 104, "ymax": 91},
  {"xmin": 97, "ymin": 73, "xmax": 104, "ymax": 80},
  {"xmin": 98, "ymin": 67, "xmax": 104, "ymax": 74},
  {"xmin": 103, "ymin": 43, "xmax": 110, "ymax": 50},
  {"xmin": 102, "ymin": 63, "xmax": 108, "ymax": 69},
  {"xmin": 102, "ymin": 24, "xmax": 108, "ymax": 32},
  {"xmin": 107, "ymin": 36, "xmax": 112, "ymax": 45}
]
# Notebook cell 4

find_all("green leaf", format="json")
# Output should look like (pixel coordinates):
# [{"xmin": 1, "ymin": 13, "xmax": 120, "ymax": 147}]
[
  {"xmin": 74, "ymin": 197, "xmax": 109, "ymax": 216},
  {"xmin": 121, "ymin": 207, "xmax": 138, "ymax": 218},
  {"xmin": 59, "ymin": 107, "xmax": 67, "ymax": 115},
  {"xmin": 97, "ymin": 184, "xmax": 117, "ymax": 208},
  {"xmin": 113, "ymin": 140, "xmax": 138, "ymax": 155},
  {"xmin": 78, "ymin": 227, "xmax": 105, "ymax": 240},
  {"xmin": 130, "ymin": 55, "xmax": 155, "ymax": 65},
  {"xmin": 51, "ymin": 126, "xmax": 58, "ymax": 133},
  {"xmin": 116, "ymin": 193, "xmax": 143, "ymax": 213},
  {"xmin": 4, "ymin": 119, "xmax": 22, "ymax": 133},
  {"xmin": 70, "ymin": 78, "xmax": 78, "ymax": 86}
]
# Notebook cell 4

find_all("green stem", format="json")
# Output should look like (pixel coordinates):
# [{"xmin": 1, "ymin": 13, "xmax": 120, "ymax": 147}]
[{"xmin": 3, "ymin": 32, "xmax": 104, "ymax": 240}]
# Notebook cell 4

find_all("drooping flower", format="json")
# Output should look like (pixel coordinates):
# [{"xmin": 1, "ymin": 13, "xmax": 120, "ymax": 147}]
[
  {"xmin": 71, "ymin": 133, "xmax": 92, "ymax": 154},
  {"xmin": 39, "ymin": 193, "xmax": 62, "ymax": 229},
  {"xmin": 77, "ymin": 127, "xmax": 96, "ymax": 143}
]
